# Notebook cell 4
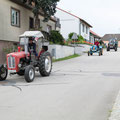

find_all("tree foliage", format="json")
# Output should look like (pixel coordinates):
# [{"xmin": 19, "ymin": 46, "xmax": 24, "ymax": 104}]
[
  {"xmin": 68, "ymin": 32, "xmax": 74, "ymax": 39},
  {"xmin": 78, "ymin": 35, "xmax": 84, "ymax": 42},
  {"xmin": 49, "ymin": 30, "xmax": 64, "ymax": 45},
  {"xmin": 23, "ymin": 0, "xmax": 60, "ymax": 29}
]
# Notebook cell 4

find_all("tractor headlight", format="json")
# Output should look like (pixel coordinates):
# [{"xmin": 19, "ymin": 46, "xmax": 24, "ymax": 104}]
[{"xmin": 18, "ymin": 64, "xmax": 22, "ymax": 68}]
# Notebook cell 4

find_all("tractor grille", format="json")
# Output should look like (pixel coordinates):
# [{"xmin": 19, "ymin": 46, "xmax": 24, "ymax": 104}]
[{"xmin": 8, "ymin": 56, "xmax": 15, "ymax": 68}]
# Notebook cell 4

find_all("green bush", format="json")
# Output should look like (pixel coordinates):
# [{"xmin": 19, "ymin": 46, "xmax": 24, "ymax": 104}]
[
  {"xmin": 68, "ymin": 32, "xmax": 74, "ymax": 39},
  {"xmin": 49, "ymin": 30, "xmax": 64, "ymax": 45},
  {"xmin": 78, "ymin": 35, "xmax": 84, "ymax": 42}
]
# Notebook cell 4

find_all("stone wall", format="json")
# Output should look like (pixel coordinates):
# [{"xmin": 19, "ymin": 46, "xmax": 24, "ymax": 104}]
[{"xmin": 0, "ymin": 41, "xmax": 14, "ymax": 64}]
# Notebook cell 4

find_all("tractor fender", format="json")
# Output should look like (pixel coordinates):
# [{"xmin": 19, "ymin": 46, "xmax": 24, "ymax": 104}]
[
  {"xmin": 0, "ymin": 64, "xmax": 7, "ymax": 69},
  {"xmin": 0, "ymin": 64, "xmax": 4, "ymax": 70}
]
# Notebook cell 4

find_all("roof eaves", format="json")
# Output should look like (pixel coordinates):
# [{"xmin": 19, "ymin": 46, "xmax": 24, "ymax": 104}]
[
  {"xmin": 80, "ymin": 19, "xmax": 92, "ymax": 28},
  {"xmin": 57, "ymin": 7, "xmax": 92, "ymax": 28},
  {"xmin": 90, "ymin": 30, "xmax": 101, "ymax": 38}
]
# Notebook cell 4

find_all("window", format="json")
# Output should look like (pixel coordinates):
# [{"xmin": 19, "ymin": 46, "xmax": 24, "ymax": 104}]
[
  {"xmin": 29, "ymin": 18, "xmax": 40, "ymax": 29},
  {"xmin": 11, "ymin": 8, "xmax": 20, "ymax": 27},
  {"xmin": 82, "ymin": 24, "xmax": 84, "ymax": 33},
  {"xmin": 47, "ymin": 25, "xmax": 52, "ymax": 33},
  {"xmin": 29, "ymin": 17, "xmax": 34, "ymax": 29},
  {"xmin": 86, "ymin": 26, "xmax": 88, "ymax": 34}
]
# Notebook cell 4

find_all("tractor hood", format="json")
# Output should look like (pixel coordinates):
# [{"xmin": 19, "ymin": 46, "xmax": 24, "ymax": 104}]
[{"xmin": 7, "ymin": 51, "xmax": 26, "ymax": 58}]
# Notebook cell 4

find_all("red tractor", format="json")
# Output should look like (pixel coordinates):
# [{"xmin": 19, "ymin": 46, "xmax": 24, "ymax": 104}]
[{"xmin": 0, "ymin": 31, "xmax": 52, "ymax": 82}]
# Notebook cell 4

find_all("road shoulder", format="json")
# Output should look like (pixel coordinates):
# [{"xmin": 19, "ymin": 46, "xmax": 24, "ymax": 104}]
[{"xmin": 109, "ymin": 91, "xmax": 120, "ymax": 120}]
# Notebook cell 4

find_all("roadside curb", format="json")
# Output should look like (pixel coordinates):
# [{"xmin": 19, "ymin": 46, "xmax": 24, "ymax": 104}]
[{"xmin": 109, "ymin": 91, "xmax": 120, "ymax": 120}]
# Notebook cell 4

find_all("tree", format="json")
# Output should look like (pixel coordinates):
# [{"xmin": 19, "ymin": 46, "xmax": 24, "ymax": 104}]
[
  {"xmin": 49, "ymin": 30, "xmax": 64, "ymax": 45},
  {"xmin": 68, "ymin": 32, "xmax": 74, "ymax": 39},
  {"xmin": 23, "ymin": 0, "xmax": 60, "ymax": 29},
  {"xmin": 78, "ymin": 35, "xmax": 84, "ymax": 42}
]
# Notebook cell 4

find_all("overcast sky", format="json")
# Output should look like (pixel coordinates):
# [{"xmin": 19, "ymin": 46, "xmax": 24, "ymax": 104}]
[{"xmin": 57, "ymin": 0, "xmax": 120, "ymax": 37}]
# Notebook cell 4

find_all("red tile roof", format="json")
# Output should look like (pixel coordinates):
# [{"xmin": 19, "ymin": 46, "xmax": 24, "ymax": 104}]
[
  {"xmin": 57, "ymin": 7, "xmax": 92, "ymax": 28},
  {"xmin": 90, "ymin": 30, "xmax": 101, "ymax": 38}
]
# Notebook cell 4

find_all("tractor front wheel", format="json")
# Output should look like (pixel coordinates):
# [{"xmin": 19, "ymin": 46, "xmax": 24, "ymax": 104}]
[
  {"xmin": 99, "ymin": 51, "xmax": 101, "ymax": 56},
  {"xmin": 0, "ymin": 65, "xmax": 8, "ymax": 81},
  {"xmin": 100, "ymin": 49, "xmax": 103, "ymax": 55},
  {"xmin": 24, "ymin": 65, "xmax": 35, "ymax": 83},
  {"xmin": 90, "ymin": 52, "xmax": 93, "ymax": 56},
  {"xmin": 39, "ymin": 52, "xmax": 52, "ymax": 76}
]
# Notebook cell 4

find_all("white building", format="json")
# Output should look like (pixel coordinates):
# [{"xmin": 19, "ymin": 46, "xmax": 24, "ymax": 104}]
[{"xmin": 55, "ymin": 7, "xmax": 92, "ymax": 40}]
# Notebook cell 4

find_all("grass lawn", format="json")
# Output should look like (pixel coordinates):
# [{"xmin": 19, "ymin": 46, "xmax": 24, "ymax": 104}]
[{"xmin": 53, "ymin": 54, "xmax": 80, "ymax": 62}]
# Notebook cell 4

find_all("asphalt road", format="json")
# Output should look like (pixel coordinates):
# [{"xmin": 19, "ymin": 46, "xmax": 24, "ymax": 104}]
[{"xmin": 1, "ymin": 49, "xmax": 120, "ymax": 120}]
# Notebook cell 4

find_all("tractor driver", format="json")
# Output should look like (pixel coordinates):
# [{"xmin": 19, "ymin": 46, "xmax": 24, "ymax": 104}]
[
  {"xmin": 28, "ymin": 37, "xmax": 38, "ymax": 57},
  {"xmin": 94, "ymin": 40, "xmax": 100, "ymax": 49}
]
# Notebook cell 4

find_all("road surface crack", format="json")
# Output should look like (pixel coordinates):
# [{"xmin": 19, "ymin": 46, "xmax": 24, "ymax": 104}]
[{"xmin": 11, "ymin": 85, "xmax": 22, "ymax": 92}]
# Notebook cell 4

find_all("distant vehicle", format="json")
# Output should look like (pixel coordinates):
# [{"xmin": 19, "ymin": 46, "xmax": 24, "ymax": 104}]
[
  {"xmin": 0, "ymin": 31, "xmax": 52, "ymax": 82},
  {"xmin": 107, "ymin": 38, "xmax": 118, "ymax": 51},
  {"xmin": 88, "ymin": 45, "xmax": 103, "ymax": 56}
]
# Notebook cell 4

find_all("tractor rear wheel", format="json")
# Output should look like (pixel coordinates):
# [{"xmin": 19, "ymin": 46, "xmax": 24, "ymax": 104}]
[
  {"xmin": 88, "ymin": 51, "xmax": 90, "ymax": 56},
  {"xmin": 115, "ymin": 47, "xmax": 117, "ymax": 51},
  {"xmin": 0, "ymin": 65, "xmax": 8, "ymax": 81},
  {"xmin": 107, "ymin": 47, "xmax": 110, "ymax": 51},
  {"xmin": 24, "ymin": 65, "xmax": 35, "ymax": 82},
  {"xmin": 39, "ymin": 52, "xmax": 52, "ymax": 76}
]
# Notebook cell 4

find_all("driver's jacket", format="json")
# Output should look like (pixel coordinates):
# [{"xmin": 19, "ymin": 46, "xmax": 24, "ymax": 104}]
[
  {"xmin": 28, "ymin": 43, "xmax": 38, "ymax": 56},
  {"xmin": 94, "ymin": 41, "xmax": 99, "ymax": 46}
]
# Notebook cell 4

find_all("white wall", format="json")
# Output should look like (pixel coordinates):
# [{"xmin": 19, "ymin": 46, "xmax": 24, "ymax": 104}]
[
  {"xmin": 90, "ymin": 35, "xmax": 94, "ymax": 44},
  {"xmin": 55, "ymin": 8, "xmax": 91, "ymax": 41},
  {"xmin": 48, "ymin": 44, "xmax": 91, "ymax": 59},
  {"xmin": 55, "ymin": 9, "xmax": 79, "ymax": 39},
  {"xmin": 48, "ymin": 45, "xmax": 74, "ymax": 59},
  {"xmin": 81, "ymin": 23, "xmax": 90, "ymax": 41}
]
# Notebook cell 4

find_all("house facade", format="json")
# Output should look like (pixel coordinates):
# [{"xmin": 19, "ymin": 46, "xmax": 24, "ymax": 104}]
[
  {"xmin": 102, "ymin": 34, "xmax": 120, "ymax": 47},
  {"xmin": 55, "ymin": 7, "xmax": 92, "ymax": 40},
  {"xmin": 89, "ymin": 30, "xmax": 101, "ymax": 44},
  {"xmin": 0, "ymin": 0, "xmax": 60, "ymax": 63}
]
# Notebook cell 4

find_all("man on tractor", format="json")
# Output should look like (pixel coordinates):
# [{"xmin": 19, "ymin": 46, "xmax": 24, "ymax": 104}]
[
  {"xmin": 28, "ymin": 37, "xmax": 38, "ymax": 57},
  {"xmin": 94, "ymin": 40, "xmax": 100, "ymax": 47},
  {"xmin": 0, "ymin": 31, "xmax": 52, "ymax": 83},
  {"xmin": 94, "ymin": 40, "xmax": 100, "ymax": 50}
]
